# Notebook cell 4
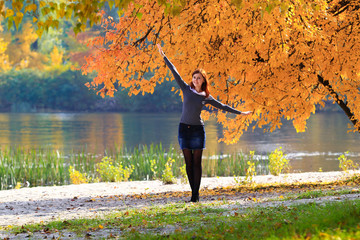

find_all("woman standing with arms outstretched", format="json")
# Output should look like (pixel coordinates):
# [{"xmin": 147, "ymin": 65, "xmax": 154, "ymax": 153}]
[{"xmin": 157, "ymin": 44, "xmax": 252, "ymax": 202}]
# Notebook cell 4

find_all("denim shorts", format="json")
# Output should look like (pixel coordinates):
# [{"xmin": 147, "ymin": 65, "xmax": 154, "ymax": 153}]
[{"xmin": 178, "ymin": 123, "xmax": 205, "ymax": 150}]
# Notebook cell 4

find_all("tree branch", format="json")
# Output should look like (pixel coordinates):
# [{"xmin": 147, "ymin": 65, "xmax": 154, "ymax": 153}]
[
  {"xmin": 317, "ymin": 74, "xmax": 359, "ymax": 132},
  {"xmin": 133, "ymin": 26, "xmax": 154, "ymax": 47}
]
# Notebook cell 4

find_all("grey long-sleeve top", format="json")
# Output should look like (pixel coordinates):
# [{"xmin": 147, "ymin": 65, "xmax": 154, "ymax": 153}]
[{"xmin": 163, "ymin": 55, "xmax": 242, "ymax": 125}]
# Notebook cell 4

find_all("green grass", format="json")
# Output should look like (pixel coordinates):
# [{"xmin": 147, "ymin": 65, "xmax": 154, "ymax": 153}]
[
  {"xmin": 6, "ymin": 199, "xmax": 360, "ymax": 239},
  {"xmin": 282, "ymin": 188, "xmax": 360, "ymax": 201},
  {"xmin": 0, "ymin": 144, "xmax": 268, "ymax": 190}
]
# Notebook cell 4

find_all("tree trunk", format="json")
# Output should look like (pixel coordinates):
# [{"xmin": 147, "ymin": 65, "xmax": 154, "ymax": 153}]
[{"xmin": 317, "ymin": 74, "xmax": 360, "ymax": 132}]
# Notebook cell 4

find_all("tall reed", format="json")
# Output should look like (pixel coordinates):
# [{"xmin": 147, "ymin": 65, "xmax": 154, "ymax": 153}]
[
  {"xmin": 0, "ymin": 144, "xmax": 268, "ymax": 190},
  {"xmin": 109, "ymin": 144, "xmax": 184, "ymax": 180},
  {"xmin": 203, "ymin": 152, "xmax": 268, "ymax": 177},
  {"xmin": 0, "ymin": 146, "xmax": 94, "ymax": 190}
]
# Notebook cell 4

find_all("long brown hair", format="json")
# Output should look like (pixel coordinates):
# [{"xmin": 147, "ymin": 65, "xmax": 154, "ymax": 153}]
[{"xmin": 190, "ymin": 69, "xmax": 210, "ymax": 97}]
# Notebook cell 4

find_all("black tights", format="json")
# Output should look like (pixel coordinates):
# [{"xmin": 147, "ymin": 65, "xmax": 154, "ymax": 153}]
[{"xmin": 182, "ymin": 149, "xmax": 203, "ymax": 202}]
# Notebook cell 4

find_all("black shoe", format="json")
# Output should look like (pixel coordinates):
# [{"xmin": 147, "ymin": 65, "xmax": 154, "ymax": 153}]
[{"xmin": 190, "ymin": 193, "xmax": 199, "ymax": 202}]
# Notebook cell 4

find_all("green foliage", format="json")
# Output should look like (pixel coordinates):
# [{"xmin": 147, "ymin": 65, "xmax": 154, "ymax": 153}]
[
  {"xmin": 268, "ymin": 147, "xmax": 290, "ymax": 176},
  {"xmin": 161, "ymin": 158, "xmax": 177, "ymax": 184},
  {"xmin": 0, "ymin": 69, "xmax": 98, "ymax": 112},
  {"xmin": 338, "ymin": 151, "xmax": 359, "ymax": 173},
  {"xmin": 0, "ymin": 69, "xmax": 181, "ymax": 112},
  {"xmin": 96, "ymin": 157, "xmax": 134, "ymax": 182}
]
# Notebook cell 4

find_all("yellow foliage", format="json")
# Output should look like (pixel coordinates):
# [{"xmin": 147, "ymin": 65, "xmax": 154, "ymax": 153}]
[
  {"xmin": 69, "ymin": 166, "xmax": 88, "ymax": 184},
  {"xmin": 45, "ymin": 45, "xmax": 71, "ymax": 74},
  {"xmin": 180, "ymin": 164, "xmax": 188, "ymax": 184},
  {"xmin": 161, "ymin": 158, "xmax": 177, "ymax": 184},
  {"xmin": 338, "ymin": 152, "xmax": 359, "ymax": 173},
  {"xmin": 50, "ymin": 46, "xmax": 63, "ymax": 66},
  {"xmin": 245, "ymin": 161, "xmax": 257, "ymax": 183},
  {"xmin": 96, "ymin": 157, "xmax": 134, "ymax": 182},
  {"xmin": 4, "ymin": 22, "xmax": 48, "ymax": 70},
  {"xmin": 15, "ymin": 182, "xmax": 22, "ymax": 189},
  {"xmin": 234, "ymin": 151, "xmax": 257, "ymax": 185},
  {"xmin": 150, "ymin": 159, "xmax": 158, "ymax": 179},
  {"xmin": 269, "ymin": 147, "xmax": 290, "ymax": 176},
  {"xmin": 0, "ymin": 37, "xmax": 11, "ymax": 71}
]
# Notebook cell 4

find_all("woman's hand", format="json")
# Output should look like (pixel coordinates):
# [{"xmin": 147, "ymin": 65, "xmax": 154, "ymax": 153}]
[
  {"xmin": 241, "ymin": 111, "xmax": 252, "ymax": 116},
  {"xmin": 157, "ymin": 44, "xmax": 165, "ymax": 57}
]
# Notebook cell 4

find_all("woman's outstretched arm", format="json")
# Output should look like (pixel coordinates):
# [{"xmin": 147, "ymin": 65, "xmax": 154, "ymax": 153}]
[
  {"xmin": 206, "ymin": 96, "xmax": 252, "ymax": 115},
  {"xmin": 157, "ymin": 44, "xmax": 188, "ymax": 90}
]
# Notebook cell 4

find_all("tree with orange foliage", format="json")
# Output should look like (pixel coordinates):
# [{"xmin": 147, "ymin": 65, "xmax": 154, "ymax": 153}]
[{"xmin": 81, "ymin": 0, "xmax": 360, "ymax": 143}]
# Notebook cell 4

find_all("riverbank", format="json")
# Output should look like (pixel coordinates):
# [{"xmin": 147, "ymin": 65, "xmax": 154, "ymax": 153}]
[
  {"xmin": 0, "ymin": 171, "xmax": 355, "ymax": 227},
  {"xmin": 1, "ymin": 112, "xmax": 359, "ymax": 176}
]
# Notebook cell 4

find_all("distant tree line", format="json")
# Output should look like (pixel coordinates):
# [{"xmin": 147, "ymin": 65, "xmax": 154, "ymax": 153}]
[
  {"xmin": 0, "ymin": 67, "xmax": 342, "ymax": 113},
  {"xmin": 0, "ymin": 69, "xmax": 182, "ymax": 113}
]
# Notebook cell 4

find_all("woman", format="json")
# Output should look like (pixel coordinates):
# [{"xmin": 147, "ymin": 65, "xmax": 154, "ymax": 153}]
[{"xmin": 157, "ymin": 44, "xmax": 252, "ymax": 202}]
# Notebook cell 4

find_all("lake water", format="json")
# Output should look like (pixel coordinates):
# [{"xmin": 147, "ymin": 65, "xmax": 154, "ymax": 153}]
[{"xmin": 0, "ymin": 112, "xmax": 359, "ymax": 173}]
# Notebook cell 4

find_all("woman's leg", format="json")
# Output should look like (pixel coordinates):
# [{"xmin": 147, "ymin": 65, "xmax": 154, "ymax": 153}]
[
  {"xmin": 192, "ymin": 149, "xmax": 203, "ymax": 202},
  {"xmin": 182, "ymin": 149, "xmax": 194, "ymax": 194}
]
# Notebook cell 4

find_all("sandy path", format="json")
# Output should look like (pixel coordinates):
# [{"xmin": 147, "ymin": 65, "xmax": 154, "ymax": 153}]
[{"xmin": 0, "ymin": 171, "xmax": 351, "ymax": 227}]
